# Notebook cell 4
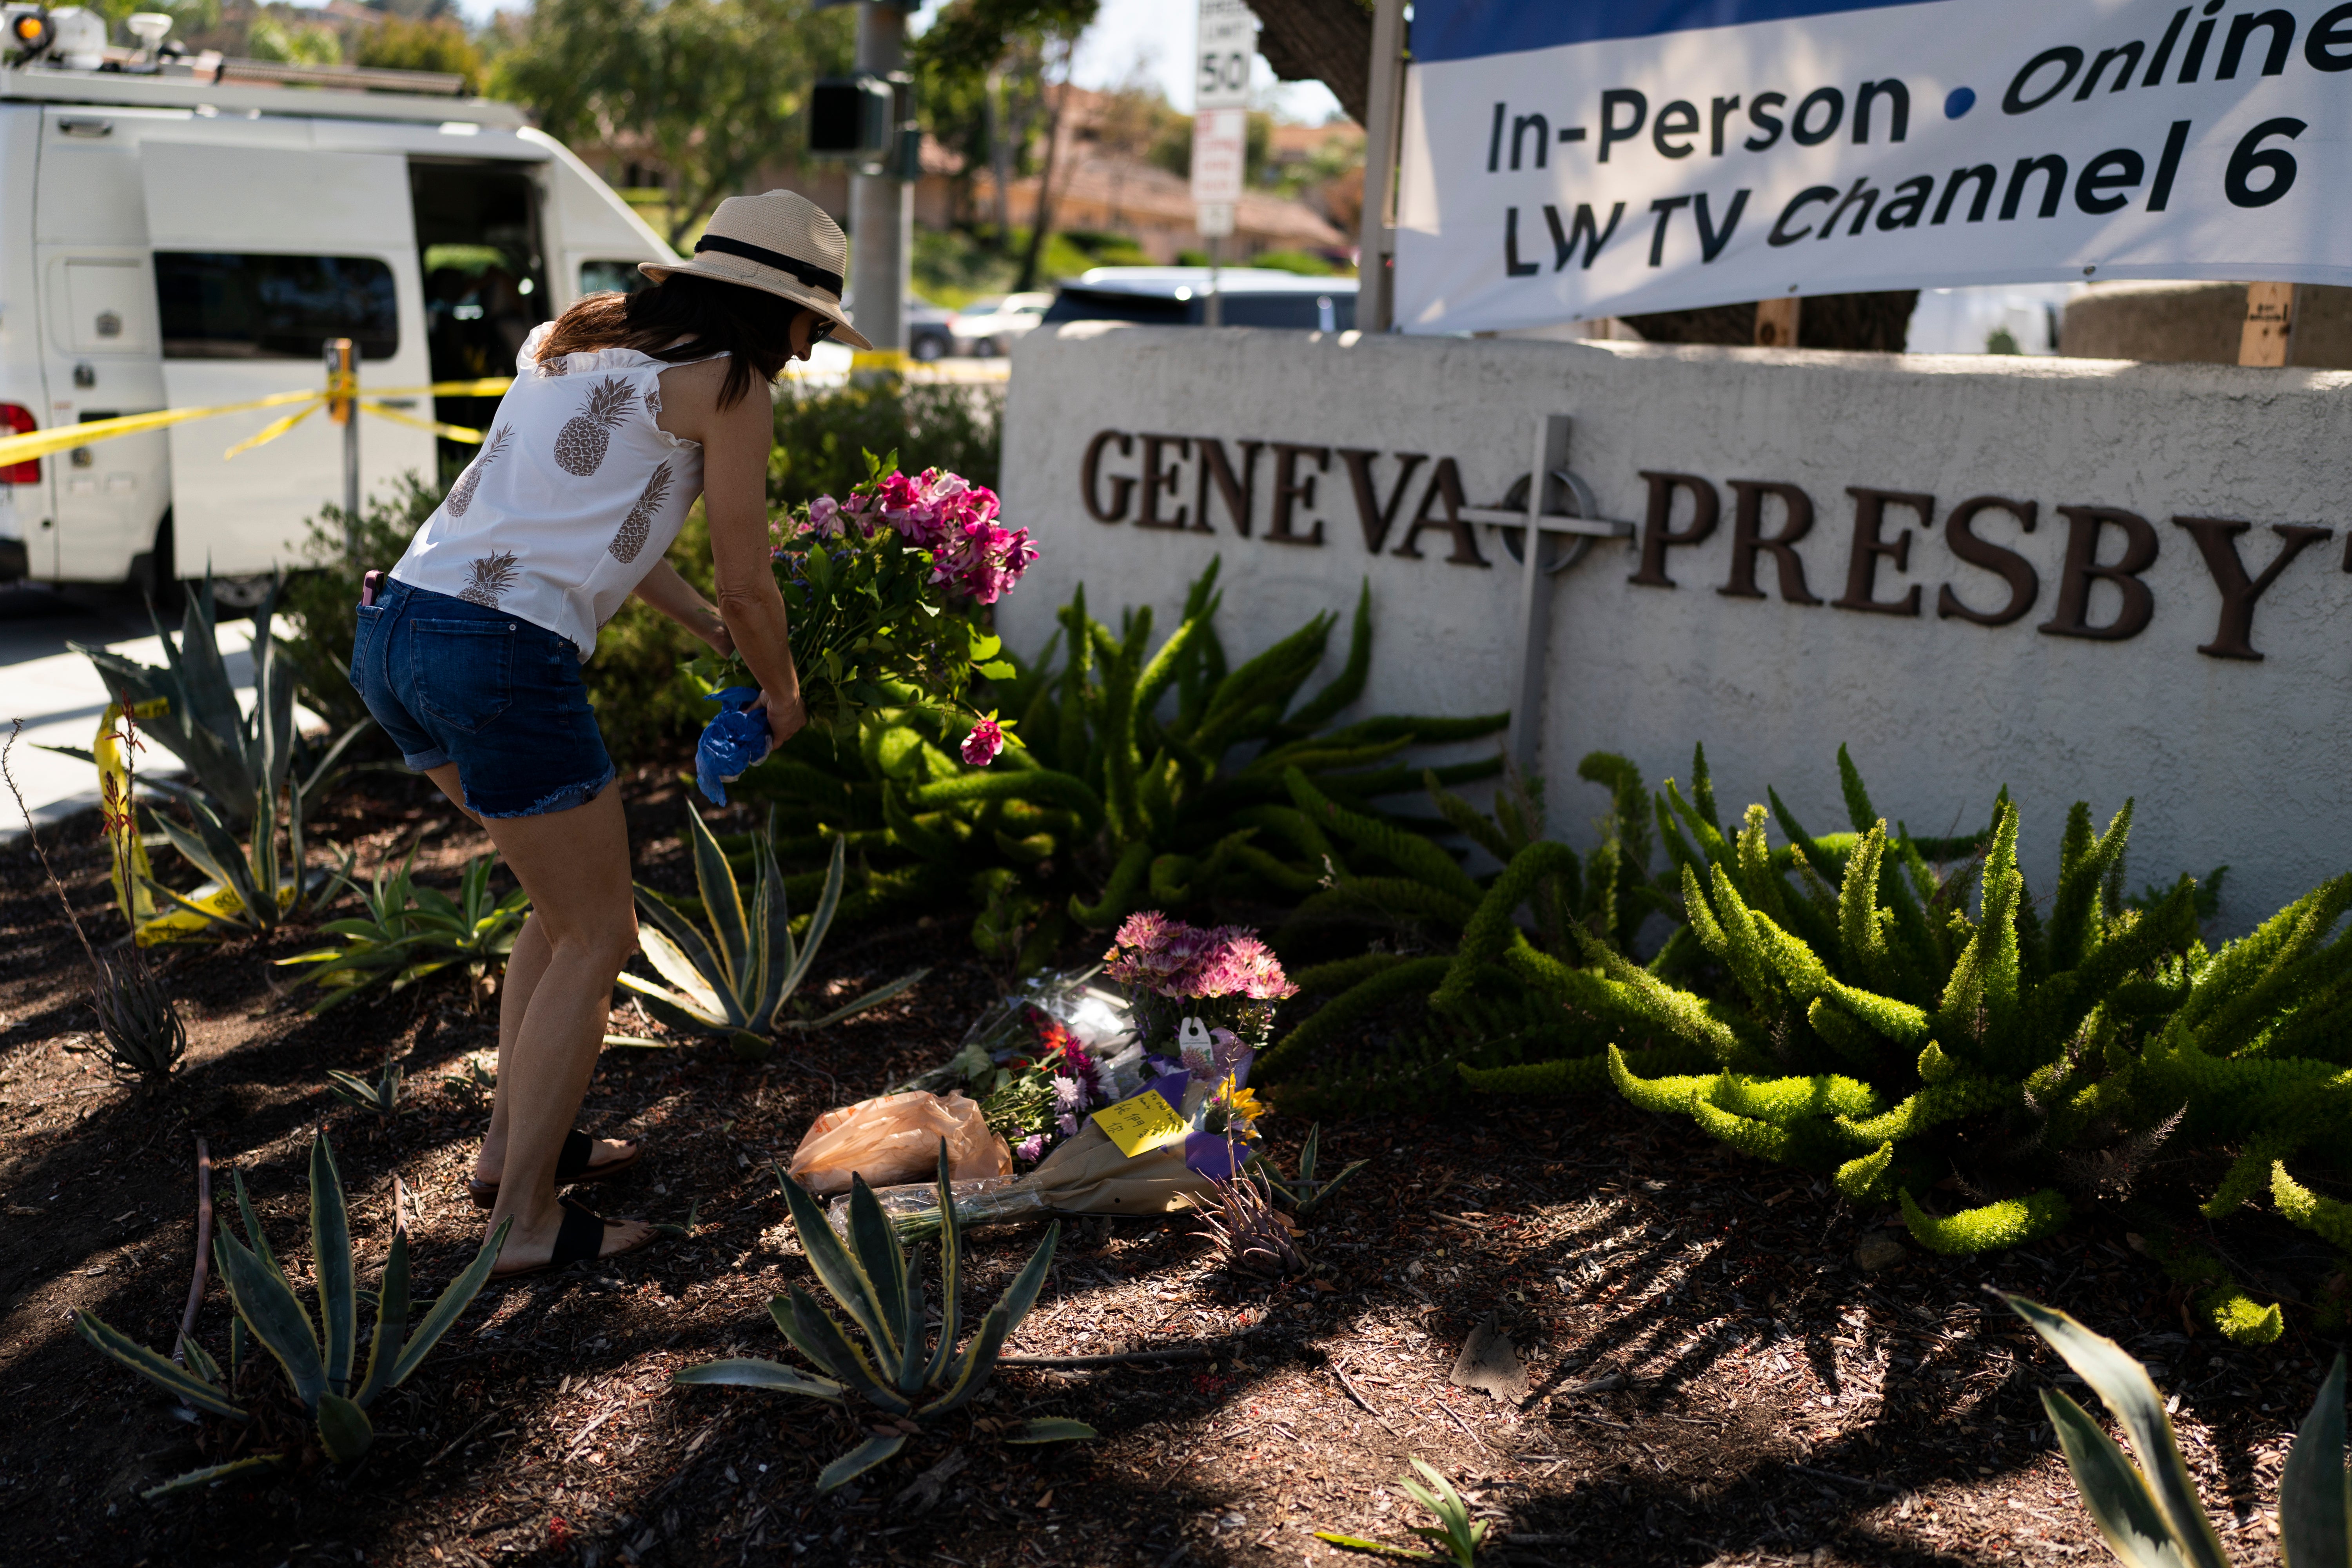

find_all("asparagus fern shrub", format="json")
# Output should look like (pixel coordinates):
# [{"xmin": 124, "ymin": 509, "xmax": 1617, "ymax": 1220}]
[
  {"xmin": 1259, "ymin": 755, "xmax": 1695, "ymax": 1115},
  {"xmin": 673, "ymin": 1144, "xmax": 1093, "ymax": 1492},
  {"xmin": 1441, "ymin": 744, "xmax": 2352, "ymax": 1343},
  {"xmin": 73, "ymin": 1131, "xmax": 506, "ymax": 1497}
]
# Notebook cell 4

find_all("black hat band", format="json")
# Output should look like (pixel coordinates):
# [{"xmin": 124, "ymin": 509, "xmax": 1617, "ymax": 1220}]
[{"xmin": 691, "ymin": 233, "xmax": 844, "ymax": 298}]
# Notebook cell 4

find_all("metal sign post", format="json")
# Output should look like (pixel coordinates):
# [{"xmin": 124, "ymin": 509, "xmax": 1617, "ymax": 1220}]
[
  {"xmin": 851, "ymin": 1, "xmax": 910, "ymax": 370},
  {"xmin": 1192, "ymin": 0, "xmax": 1254, "ymax": 324},
  {"xmin": 324, "ymin": 336, "xmax": 358, "ymax": 562}
]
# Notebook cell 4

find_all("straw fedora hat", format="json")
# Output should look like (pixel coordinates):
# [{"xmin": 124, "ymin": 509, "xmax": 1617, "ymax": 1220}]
[{"xmin": 641, "ymin": 190, "xmax": 874, "ymax": 350}]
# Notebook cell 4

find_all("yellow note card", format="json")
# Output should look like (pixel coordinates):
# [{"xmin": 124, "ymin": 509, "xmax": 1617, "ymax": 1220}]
[{"xmin": 1090, "ymin": 1088, "xmax": 1189, "ymax": 1158}]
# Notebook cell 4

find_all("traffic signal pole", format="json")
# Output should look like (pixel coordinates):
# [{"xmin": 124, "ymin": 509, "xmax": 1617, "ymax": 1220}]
[{"xmin": 850, "ymin": 1, "xmax": 909, "ymax": 365}]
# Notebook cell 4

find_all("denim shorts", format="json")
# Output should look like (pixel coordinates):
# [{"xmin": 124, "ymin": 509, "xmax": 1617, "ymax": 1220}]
[{"xmin": 350, "ymin": 579, "xmax": 616, "ymax": 818}]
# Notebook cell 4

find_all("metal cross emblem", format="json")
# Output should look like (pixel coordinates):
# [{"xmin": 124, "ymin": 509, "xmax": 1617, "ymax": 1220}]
[{"xmin": 1456, "ymin": 414, "xmax": 1636, "ymax": 773}]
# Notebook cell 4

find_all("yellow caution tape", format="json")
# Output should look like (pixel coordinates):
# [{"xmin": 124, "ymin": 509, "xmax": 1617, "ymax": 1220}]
[
  {"xmin": 358, "ymin": 399, "xmax": 488, "ymax": 444},
  {"xmin": 223, "ymin": 400, "xmax": 323, "ymax": 459},
  {"xmin": 97, "ymin": 697, "xmax": 169, "ymax": 934},
  {"xmin": 848, "ymin": 349, "xmax": 908, "ymax": 375},
  {"xmin": 0, "ymin": 387, "xmax": 323, "ymax": 468},
  {"xmin": 0, "ymin": 376, "xmax": 517, "ymax": 469}
]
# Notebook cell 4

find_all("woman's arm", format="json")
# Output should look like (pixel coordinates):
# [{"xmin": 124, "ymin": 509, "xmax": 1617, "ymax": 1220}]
[
  {"xmin": 632, "ymin": 559, "xmax": 731, "ymax": 655},
  {"xmin": 701, "ymin": 383, "xmax": 806, "ymax": 748}
]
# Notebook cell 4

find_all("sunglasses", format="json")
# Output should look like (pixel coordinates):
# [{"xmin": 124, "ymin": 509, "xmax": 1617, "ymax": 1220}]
[{"xmin": 809, "ymin": 319, "xmax": 837, "ymax": 345}]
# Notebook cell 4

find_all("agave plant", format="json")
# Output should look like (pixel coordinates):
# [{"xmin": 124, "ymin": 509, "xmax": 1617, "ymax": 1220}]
[
  {"xmin": 60, "ymin": 569, "xmax": 368, "ymax": 831},
  {"xmin": 620, "ymin": 804, "xmax": 924, "ymax": 1059},
  {"xmin": 673, "ymin": 1145, "xmax": 1094, "ymax": 1492},
  {"xmin": 141, "ymin": 775, "xmax": 351, "ymax": 936},
  {"xmin": 74, "ymin": 1131, "xmax": 508, "ymax": 1497},
  {"xmin": 1255, "ymin": 1123, "xmax": 1369, "ymax": 1219},
  {"xmin": 1316, "ymin": 1458, "xmax": 1492, "ymax": 1566},
  {"xmin": 326, "ymin": 1058, "xmax": 404, "ymax": 1119},
  {"xmin": 2007, "ymin": 1291, "xmax": 2349, "ymax": 1568},
  {"xmin": 278, "ymin": 849, "xmax": 528, "ymax": 1011},
  {"xmin": 1190, "ymin": 1168, "xmax": 1307, "ymax": 1279}
]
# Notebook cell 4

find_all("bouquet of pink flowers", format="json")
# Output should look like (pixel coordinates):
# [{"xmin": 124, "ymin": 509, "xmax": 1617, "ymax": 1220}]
[
  {"xmin": 688, "ymin": 451, "xmax": 1036, "ymax": 767},
  {"xmin": 1103, "ymin": 911, "xmax": 1299, "ymax": 1055}
]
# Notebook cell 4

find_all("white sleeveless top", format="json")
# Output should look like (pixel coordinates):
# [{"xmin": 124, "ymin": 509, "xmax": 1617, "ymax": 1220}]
[{"xmin": 390, "ymin": 323, "xmax": 717, "ymax": 657}]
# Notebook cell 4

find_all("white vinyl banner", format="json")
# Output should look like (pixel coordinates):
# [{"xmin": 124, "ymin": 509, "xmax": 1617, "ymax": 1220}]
[{"xmin": 1394, "ymin": 0, "xmax": 2352, "ymax": 334}]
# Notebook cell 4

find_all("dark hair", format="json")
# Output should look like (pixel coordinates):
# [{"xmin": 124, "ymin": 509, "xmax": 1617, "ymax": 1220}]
[{"xmin": 536, "ymin": 271, "xmax": 807, "ymax": 409}]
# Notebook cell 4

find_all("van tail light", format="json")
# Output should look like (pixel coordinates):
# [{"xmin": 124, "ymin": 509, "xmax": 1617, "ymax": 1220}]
[{"xmin": 0, "ymin": 404, "xmax": 38, "ymax": 485}]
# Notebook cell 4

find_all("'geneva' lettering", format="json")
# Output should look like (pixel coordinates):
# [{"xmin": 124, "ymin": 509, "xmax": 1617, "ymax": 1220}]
[{"xmin": 1079, "ymin": 429, "xmax": 2334, "ymax": 659}]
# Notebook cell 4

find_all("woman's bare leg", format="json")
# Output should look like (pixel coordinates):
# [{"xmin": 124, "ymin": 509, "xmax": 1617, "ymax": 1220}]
[
  {"xmin": 462, "ymin": 780, "xmax": 652, "ymax": 1270},
  {"xmin": 423, "ymin": 764, "xmax": 633, "ymax": 1185}
]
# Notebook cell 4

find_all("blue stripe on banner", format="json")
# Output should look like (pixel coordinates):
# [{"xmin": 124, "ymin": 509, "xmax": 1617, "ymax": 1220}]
[{"xmin": 1412, "ymin": 0, "xmax": 1948, "ymax": 64}]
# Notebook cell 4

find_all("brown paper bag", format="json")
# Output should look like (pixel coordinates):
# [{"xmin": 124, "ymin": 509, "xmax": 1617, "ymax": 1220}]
[
  {"xmin": 788, "ymin": 1090, "xmax": 1012, "ymax": 1196},
  {"xmin": 1000, "ymin": 1122, "xmax": 1219, "ymax": 1215}
]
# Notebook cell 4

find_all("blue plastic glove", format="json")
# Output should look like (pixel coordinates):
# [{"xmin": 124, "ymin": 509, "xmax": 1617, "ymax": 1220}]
[{"xmin": 694, "ymin": 686, "xmax": 771, "ymax": 806}]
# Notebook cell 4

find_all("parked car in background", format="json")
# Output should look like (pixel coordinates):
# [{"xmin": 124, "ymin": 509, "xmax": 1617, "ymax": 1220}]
[
  {"xmin": 906, "ymin": 294, "xmax": 957, "ymax": 362},
  {"xmin": 1040, "ymin": 269, "xmax": 1357, "ymax": 332},
  {"xmin": 948, "ymin": 292, "xmax": 1053, "ymax": 357}
]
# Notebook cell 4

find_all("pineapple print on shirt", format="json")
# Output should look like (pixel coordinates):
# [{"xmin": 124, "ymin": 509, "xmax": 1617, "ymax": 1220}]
[
  {"xmin": 457, "ymin": 551, "xmax": 520, "ymax": 608},
  {"xmin": 609, "ymin": 461, "xmax": 673, "ymax": 564},
  {"xmin": 554, "ymin": 379, "xmax": 636, "ymax": 476},
  {"xmin": 444, "ymin": 425, "xmax": 512, "ymax": 519}
]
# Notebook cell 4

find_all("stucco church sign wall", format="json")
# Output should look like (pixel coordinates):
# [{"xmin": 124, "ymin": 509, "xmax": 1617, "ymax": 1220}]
[{"xmin": 997, "ymin": 324, "xmax": 2352, "ymax": 930}]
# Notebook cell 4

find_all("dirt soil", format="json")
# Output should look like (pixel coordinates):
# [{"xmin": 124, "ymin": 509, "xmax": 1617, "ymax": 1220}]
[{"xmin": 0, "ymin": 769, "xmax": 2319, "ymax": 1568}]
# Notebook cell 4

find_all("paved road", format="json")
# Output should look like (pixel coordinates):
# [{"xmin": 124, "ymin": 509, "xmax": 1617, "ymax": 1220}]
[{"xmin": 0, "ymin": 582, "xmax": 265, "ymax": 842}]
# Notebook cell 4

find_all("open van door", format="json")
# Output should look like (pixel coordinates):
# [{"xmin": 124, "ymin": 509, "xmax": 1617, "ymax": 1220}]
[{"xmin": 139, "ymin": 140, "xmax": 434, "ymax": 577}]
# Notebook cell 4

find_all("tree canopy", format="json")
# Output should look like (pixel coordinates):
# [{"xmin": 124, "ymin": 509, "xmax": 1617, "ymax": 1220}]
[{"xmin": 492, "ymin": 0, "xmax": 851, "ymax": 251}]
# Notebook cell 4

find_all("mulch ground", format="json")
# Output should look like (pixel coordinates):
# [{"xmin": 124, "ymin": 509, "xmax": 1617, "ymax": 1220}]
[{"xmin": 0, "ymin": 767, "xmax": 2318, "ymax": 1568}]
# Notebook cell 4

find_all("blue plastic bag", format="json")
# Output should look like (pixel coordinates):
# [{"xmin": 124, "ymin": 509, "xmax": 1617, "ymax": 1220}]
[{"xmin": 694, "ymin": 686, "xmax": 770, "ymax": 806}]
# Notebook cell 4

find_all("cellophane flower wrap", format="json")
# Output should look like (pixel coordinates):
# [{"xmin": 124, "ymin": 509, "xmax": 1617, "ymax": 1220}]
[{"xmin": 688, "ymin": 450, "xmax": 1037, "ymax": 743}]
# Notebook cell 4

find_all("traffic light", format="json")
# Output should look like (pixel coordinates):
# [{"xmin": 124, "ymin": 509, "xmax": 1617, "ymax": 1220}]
[{"xmin": 808, "ymin": 76, "xmax": 895, "ymax": 160}]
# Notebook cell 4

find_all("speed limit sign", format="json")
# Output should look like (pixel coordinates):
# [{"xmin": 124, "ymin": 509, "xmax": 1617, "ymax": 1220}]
[{"xmin": 1196, "ymin": 0, "xmax": 1257, "ymax": 112}]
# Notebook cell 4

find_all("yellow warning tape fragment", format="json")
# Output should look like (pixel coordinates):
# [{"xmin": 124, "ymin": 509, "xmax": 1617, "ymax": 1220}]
[{"xmin": 0, "ymin": 376, "xmax": 516, "ymax": 468}]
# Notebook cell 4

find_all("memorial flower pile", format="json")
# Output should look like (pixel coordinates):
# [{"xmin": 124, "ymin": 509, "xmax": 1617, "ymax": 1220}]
[
  {"xmin": 976, "ymin": 1009, "xmax": 1117, "ymax": 1166},
  {"xmin": 687, "ymin": 452, "xmax": 1037, "ymax": 795},
  {"xmin": 1098, "ymin": 913, "xmax": 1298, "ymax": 1179},
  {"xmin": 1104, "ymin": 911, "xmax": 1299, "ymax": 1054}
]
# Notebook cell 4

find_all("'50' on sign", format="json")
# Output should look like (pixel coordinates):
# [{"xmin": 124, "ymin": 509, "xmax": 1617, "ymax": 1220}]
[{"xmin": 1196, "ymin": 0, "xmax": 1257, "ymax": 111}]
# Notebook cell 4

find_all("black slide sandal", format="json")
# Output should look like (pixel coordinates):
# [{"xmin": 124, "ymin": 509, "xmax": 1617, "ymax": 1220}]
[
  {"xmin": 488, "ymin": 1197, "xmax": 655, "ymax": 1281},
  {"xmin": 468, "ymin": 1129, "xmax": 643, "ymax": 1208}
]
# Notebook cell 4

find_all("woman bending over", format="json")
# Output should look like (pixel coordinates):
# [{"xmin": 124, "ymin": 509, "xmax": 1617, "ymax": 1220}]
[{"xmin": 350, "ymin": 192, "xmax": 867, "ymax": 1278}]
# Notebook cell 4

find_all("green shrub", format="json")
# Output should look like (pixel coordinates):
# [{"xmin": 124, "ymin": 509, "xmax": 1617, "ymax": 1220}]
[
  {"xmin": 1254, "ymin": 752, "xmax": 1688, "ymax": 1115},
  {"xmin": 1411, "ymin": 741, "xmax": 2352, "ymax": 1339},
  {"xmin": 284, "ymin": 475, "xmax": 443, "ymax": 735},
  {"xmin": 769, "ymin": 381, "xmax": 1000, "ymax": 510},
  {"xmin": 728, "ymin": 559, "xmax": 1506, "ymax": 967}
]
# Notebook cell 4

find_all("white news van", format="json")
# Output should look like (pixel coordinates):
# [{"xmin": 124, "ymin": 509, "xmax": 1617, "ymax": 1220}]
[{"xmin": 0, "ymin": 33, "xmax": 674, "ymax": 592}]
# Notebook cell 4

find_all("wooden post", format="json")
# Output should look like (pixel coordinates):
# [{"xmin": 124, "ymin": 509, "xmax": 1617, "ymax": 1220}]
[
  {"xmin": 2238, "ymin": 282, "xmax": 2296, "ymax": 367},
  {"xmin": 1754, "ymin": 297, "xmax": 1800, "ymax": 348}
]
